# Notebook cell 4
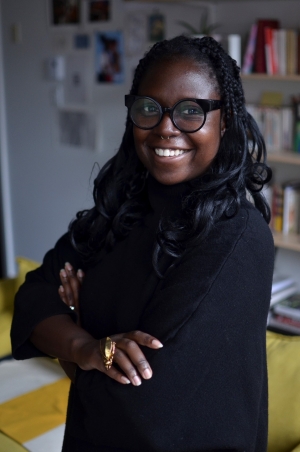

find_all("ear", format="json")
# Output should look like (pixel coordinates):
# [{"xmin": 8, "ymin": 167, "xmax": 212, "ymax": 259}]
[{"xmin": 220, "ymin": 114, "xmax": 226, "ymax": 137}]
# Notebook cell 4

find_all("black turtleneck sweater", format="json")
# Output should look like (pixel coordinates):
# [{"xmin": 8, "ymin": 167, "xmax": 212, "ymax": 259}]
[{"xmin": 11, "ymin": 176, "xmax": 274, "ymax": 452}]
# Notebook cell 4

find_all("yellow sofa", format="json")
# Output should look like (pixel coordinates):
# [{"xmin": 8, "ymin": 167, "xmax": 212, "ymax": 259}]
[{"xmin": 1, "ymin": 258, "xmax": 300, "ymax": 452}]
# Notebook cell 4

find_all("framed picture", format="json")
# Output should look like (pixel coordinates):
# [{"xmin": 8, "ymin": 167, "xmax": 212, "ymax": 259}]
[
  {"xmin": 88, "ymin": 0, "xmax": 110, "ymax": 22},
  {"xmin": 49, "ymin": 0, "xmax": 81, "ymax": 26},
  {"xmin": 95, "ymin": 31, "xmax": 125, "ymax": 84}
]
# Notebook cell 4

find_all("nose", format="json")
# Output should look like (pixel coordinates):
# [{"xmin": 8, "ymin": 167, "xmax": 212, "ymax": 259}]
[{"xmin": 154, "ymin": 110, "xmax": 181, "ymax": 138}]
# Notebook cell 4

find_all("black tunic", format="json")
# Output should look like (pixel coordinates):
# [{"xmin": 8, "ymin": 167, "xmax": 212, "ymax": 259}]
[{"xmin": 11, "ymin": 176, "xmax": 274, "ymax": 452}]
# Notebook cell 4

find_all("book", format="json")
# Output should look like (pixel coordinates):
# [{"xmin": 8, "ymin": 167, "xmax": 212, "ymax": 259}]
[
  {"xmin": 265, "ymin": 27, "xmax": 276, "ymax": 75},
  {"xmin": 254, "ymin": 19, "xmax": 279, "ymax": 73},
  {"xmin": 272, "ymin": 272, "xmax": 295, "ymax": 294},
  {"xmin": 268, "ymin": 312, "xmax": 300, "ymax": 335},
  {"xmin": 271, "ymin": 184, "xmax": 283, "ymax": 232},
  {"xmin": 282, "ymin": 182, "xmax": 300, "ymax": 234},
  {"xmin": 273, "ymin": 293, "xmax": 300, "ymax": 321},
  {"xmin": 270, "ymin": 284, "xmax": 298, "ymax": 306},
  {"xmin": 242, "ymin": 23, "xmax": 258, "ymax": 74},
  {"xmin": 281, "ymin": 107, "xmax": 294, "ymax": 151},
  {"xmin": 293, "ymin": 95, "xmax": 300, "ymax": 153},
  {"xmin": 286, "ymin": 29, "xmax": 298, "ymax": 75},
  {"xmin": 277, "ymin": 29, "xmax": 287, "ymax": 75}
]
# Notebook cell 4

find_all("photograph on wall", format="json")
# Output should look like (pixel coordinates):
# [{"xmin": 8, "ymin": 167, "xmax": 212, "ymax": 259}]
[
  {"xmin": 88, "ymin": 0, "xmax": 110, "ymax": 22},
  {"xmin": 58, "ymin": 110, "xmax": 96, "ymax": 150},
  {"xmin": 50, "ymin": 0, "xmax": 81, "ymax": 26},
  {"xmin": 148, "ymin": 12, "xmax": 165, "ymax": 42},
  {"xmin": 95, "ymin": 31, "xmax": 125, "ymax": 83}
]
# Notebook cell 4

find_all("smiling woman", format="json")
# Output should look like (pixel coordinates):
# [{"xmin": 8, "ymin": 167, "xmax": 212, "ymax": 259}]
[{"xmin": 11, "ymin": 36, "xmax": 274, "ymax": 452}]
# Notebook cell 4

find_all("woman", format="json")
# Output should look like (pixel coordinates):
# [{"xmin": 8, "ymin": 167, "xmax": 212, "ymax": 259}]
[{"xmin": 11, "ymin": 36, "xmax": 274, "ymax": 451}]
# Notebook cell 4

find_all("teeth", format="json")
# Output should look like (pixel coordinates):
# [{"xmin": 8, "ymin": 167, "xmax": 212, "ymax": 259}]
[{"xmin": 155, "ymin": 148, "xmax": 186, "ymax": 157}]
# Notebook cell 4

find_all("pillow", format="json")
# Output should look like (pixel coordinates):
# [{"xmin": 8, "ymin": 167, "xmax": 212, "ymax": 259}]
[
  {"xmin": 267, "ymin": 331, "xmax": 300, "ymax": 452},
  {"xmin": 15, "ymin": 257, "xmax": 40, "ymax": 292}
]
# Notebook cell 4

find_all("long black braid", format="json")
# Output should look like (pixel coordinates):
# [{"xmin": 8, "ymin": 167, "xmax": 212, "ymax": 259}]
[{"xmin": 69, "ymin": 35, "xmax": 272, "ymax": 274}]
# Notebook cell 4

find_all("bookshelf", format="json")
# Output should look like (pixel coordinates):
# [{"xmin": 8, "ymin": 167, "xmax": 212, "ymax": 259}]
[
  {"xmin": 242, "ymin": 74, "xmax": 300, "ymax": 82},
  {"xmin": 268, "ymin": 152, "xmax": 300, "ymax": 165},
  {"xmin": 273, "ymin": 232, "xmax": 300, "ymax": 252}
]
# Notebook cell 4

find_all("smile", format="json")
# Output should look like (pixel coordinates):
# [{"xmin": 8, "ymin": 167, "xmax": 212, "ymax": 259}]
[{"xmin": 154, "ymin": 148, "xmax": 188, "ymax": 157}]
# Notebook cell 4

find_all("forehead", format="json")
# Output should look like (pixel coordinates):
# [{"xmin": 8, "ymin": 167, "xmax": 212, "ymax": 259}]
[{"xmin": 138, "ymin": 57, "xmax": 220, "ymax": 102}]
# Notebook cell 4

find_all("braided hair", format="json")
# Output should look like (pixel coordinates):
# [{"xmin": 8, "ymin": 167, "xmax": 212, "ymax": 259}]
[{"xmin": 69, "ymin": 35, "xmax": 272, "ymax": 274}]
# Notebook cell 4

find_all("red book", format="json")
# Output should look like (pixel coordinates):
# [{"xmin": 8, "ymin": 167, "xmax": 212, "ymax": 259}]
[{"xmin": 254, "ymin": 19, "xmax": 279, "ymax": 73}]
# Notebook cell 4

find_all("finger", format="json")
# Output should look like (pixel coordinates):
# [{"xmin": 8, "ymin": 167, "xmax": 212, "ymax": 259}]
[
  {"xmin": 77, "ymin": 269, "xmax": 85, "ymax": 284},
  {"xmin": 113, "ymin": 347, "xmax": 145, "ymax": 385},
  {"xmin": 124, "ymin": 330, "xmax": 163, "ymax": 349},
  {"xmin": 64, "ymin": 263, "xmax": 81, "ymax": 311},
  {"xmin": 58, "ymin": 285, "xmax": 68, "ymax": 305},
  {"xmin": 60, "ymin": 269, "xmax": 76, "ymax": 309},
  {"xmin": 115, "ymin": 339, "xmax": 152, "ymax": 382},
  {"xmin": 105, "ymin": 365, "xmax": 131, "ymax": 385}
]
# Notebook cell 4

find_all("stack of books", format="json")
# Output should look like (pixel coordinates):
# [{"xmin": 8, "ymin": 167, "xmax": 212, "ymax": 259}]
[
  {"xmin": 270, "ymin": 272, "xmax": 297, "ymax": 307},
  {"xmin": 269, "ymin": 293, "xmax": 300, "ymax": 335},
  {"xmin": 246, "ymin": 104, "xmax": 294, "ymax": 153},
  {"xmin": 242, "ymin": 19, "xmax": 300, "ymax": 75},
  {"xmin": 268, "ymin": 180, "xmax": 300, "ymax": 235}
]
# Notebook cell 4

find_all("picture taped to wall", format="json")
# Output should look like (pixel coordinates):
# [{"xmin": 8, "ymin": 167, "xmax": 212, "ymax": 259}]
[
  {"xmin": 49, "ymin": 0, "xmax": 81, "ymax": 26},
  {"xmin": 88, "ymin": 1, "xmax": 110, "ymax": 22},
  {"xmin": 148, "ymin": 13, "xmax": 165, "ymax": 42},
  {"xmin": 95, "ymin": 31, "xmax": 125, "ymax": 83}
]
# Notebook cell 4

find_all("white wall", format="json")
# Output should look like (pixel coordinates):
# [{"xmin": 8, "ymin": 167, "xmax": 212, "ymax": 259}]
[{"xmin": 0, "ymin": 0, "xmax": 215, "ymax": 268}]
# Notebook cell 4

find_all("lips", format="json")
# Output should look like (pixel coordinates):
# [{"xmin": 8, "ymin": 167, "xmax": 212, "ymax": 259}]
[{"xmin": 154, "ymin": 148, "xmax": 188, "ymax": 157}]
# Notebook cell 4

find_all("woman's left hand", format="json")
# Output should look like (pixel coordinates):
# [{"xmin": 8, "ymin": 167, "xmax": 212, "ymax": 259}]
[
  {"xmin": 58, "ymin": 262, "xmax": 85, "ymax": 382},
  {"xmin": 58, "ymin": 262, "xmax": 84, "ymax": 325}
]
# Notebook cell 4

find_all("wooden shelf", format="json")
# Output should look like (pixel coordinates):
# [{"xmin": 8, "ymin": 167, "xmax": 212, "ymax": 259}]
[
  {"xmin": 242, "ymin": 74, "xmax": 300, "ymax": 82},
  {"xmin": 268, "ymin": 152, "xmax": 300, "ymax": 165},
  {"xmin": 273, "ymin": 232, "xmax": 300, "ymax": 252}
]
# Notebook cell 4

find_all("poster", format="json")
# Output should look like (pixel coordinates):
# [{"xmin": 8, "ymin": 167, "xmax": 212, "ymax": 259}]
[
  {"xmin": 50, "ymin": 0, "xmax": 81, "ymax": 26},
  {"xmin": 95, "ymin": 31, "xmax": 125, "ymax": 83},
  {"xmin": 88, "ymin": 0, "xmax": 110, "ymax": 22}
]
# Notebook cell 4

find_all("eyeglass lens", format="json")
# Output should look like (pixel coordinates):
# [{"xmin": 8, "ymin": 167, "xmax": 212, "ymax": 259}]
[{"xmin": 130, "ymin": 98, "xmax": 205, "ymax": 132}]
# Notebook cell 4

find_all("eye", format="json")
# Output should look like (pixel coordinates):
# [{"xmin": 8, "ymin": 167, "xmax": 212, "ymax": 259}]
[
  {"xmin": 142, "ymin": 104, "xmax": 159, "ymax": 115},
  {"xmin": 176, "ymin": 102, "xmax": 205, "ymax": 119}
]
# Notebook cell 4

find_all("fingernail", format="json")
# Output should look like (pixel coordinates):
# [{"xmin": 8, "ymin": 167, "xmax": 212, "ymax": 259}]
[
  {"xmin": 152, "ymin": 339, "xmax": 163, "ymax": 348},
  {"xmin": 77, "ymin": 269, "xmax": 84, "ymax": 277},
  {"xmin": 143, "ymin": 368, "xmax": 152, "ymax": 379},
  {"xmin": 59, "ymin": 285, "xmax": 64, "ymax": 292},
  {"xmin": 60, "ymin": 269, "xmax": 67, "ymax": 277},
  {"xmin": 133, "ymin": 376, "xmax": 141, "ymax": 386},
  {"xmin": 121, "ymin": 376, "xmax": 131, "ymax": 384},
  {"xmin": 65, "ymin": 262, "xmax": 72, "ymax": 271}
]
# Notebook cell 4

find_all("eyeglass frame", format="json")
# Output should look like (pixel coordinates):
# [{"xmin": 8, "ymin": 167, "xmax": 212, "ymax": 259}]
[{"xmin": 125, "ymin": 94, "xmax": 223, "ymax": 133}]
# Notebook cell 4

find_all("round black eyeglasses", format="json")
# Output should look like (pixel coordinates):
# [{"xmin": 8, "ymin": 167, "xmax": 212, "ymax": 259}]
[{"xmin": 125, "ymin": 95, "xmax": 223, "ymax": 133}]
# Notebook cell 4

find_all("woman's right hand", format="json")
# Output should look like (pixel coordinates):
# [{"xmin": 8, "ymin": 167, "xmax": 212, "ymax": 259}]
[{"xmin": 58, "ymin": 264, "xmax": 163, "ymax": 386}]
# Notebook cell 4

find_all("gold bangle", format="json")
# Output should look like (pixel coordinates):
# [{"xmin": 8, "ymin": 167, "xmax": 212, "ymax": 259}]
[{"xmin": 100, "ymin": 337, "xmax": 116, "ymax": 370}]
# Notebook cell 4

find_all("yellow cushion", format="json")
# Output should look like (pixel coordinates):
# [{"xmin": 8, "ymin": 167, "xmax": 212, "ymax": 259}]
[
  {"xmin": 15, "ymin": 257, "xmax": 40, "ymax": 292},
  {"xmin": 0, "ymin": 278, "xmax": 16, "ymax": 312},
  {"xmin": 0, "ymin": 257, "xmax": 40, "ymax": 359},
  {"xmin": 267, "ymin": 331, "xmax": 300, "ymax": 452},
  {"xmin": 0, "ymin": 431, "xmax": 29, "ymax": 452}
]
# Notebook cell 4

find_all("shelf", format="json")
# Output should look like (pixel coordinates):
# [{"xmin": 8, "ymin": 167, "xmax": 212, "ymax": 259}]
[
  {"xmin": 242, "ymin": 74, "xmax": 300, "ymax": 82},
  {"xmin": 273, "ymin": 232, "xmax": 300, "ymax": 252},
  {"xmin": 268, "ymin": 152, "xmax": 300, "ymax": 165}
]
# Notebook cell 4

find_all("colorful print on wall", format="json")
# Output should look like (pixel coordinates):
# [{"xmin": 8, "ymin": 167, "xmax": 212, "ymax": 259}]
[
  {"xmin": 88, "ymin": 0, "xmax": 110, "ymax": 22},
  {"xmin": 50, "ymin": 0, "xmax": 81, "ymax": 26},
  {"xmin": 95, "ymin": 31, "xmax": 125, "ymax": 83}
]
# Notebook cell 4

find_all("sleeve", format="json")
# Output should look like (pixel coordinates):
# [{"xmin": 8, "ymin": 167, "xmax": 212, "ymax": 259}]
[
  {"xmin": 71, "ymin": 210, "xmax": 274, "ymax": 452},
  {"xmin": 10, "ymin": 233, "xmax": 84, "ymax": 359}
]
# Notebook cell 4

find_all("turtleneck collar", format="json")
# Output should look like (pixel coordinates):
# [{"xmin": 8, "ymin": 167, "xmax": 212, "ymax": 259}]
[{"xmin": 146, "ymin": 174, "xmax": 192, "ymax": 219}]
